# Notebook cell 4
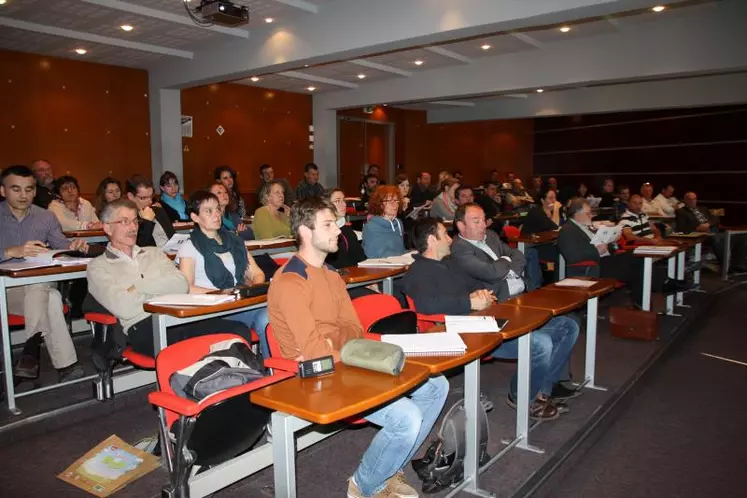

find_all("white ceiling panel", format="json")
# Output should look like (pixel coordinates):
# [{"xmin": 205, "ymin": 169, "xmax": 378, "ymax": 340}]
[
  {"xmin": 366, "ymin": 47, "xmax": 462, "ymax": 72},
  {"xmin": 443, "ymin": 33, "xmax": 538, "ymax": 58},
  {"xmin": 526, "ymin": 19, "xmax": 620, "ymax": 44}
]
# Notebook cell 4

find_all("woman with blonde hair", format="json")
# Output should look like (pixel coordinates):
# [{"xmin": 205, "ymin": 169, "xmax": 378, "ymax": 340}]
[{"xmin": 252, "ymin": 180, "xmax": 291, "ymax": 239}]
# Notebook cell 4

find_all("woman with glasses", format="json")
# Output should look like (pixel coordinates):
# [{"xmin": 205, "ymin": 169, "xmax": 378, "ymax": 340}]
[
  {"xmin": 209, "ymin": 182, "xmax": 255, "ymax": 240},
  {"xmin": 94, "ymin": 177, "xmax": 122, "ymax": 217},
  {"xmin": 362, "ymin": 185, "xmax": 407, "ymax": 258},
  {"xmin": 325, "ymin": 189, "xmax": 367, "ymax": 269},
  {"xmin": 158, "ymin": 171, "xmax": 190, "ymax": 223},
  {"xmin": 48, "ymin": 176, "xmax": 102, "ymax": 231},
  {"xmin": 252, "ymin": 180, "xmax": 291, "ymax": 240},
  {"xmin": 176, "ymin": 190, "xmax": 271, "ymax": 358}
]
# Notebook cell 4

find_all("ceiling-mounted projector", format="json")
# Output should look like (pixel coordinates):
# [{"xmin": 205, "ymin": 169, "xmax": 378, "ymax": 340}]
[{"xmin": 185, "ymin": 0, "xmax": 249, "ymax": 27}]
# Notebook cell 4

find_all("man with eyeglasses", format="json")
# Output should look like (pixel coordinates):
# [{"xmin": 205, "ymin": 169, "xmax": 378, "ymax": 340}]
[
  {"xmin": 0, "ymin": 165, "xmax": 88, "ymax": 382},
  {"xmin": 86, "ymin": 199, "xmax": 251, "ymax": 357},
  {"xmin": 125, "ymin": 175, "xmax": 175, "ymax": 248}
]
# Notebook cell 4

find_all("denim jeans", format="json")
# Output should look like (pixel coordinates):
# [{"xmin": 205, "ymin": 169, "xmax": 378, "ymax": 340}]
[
  {"xmin": 523, "ymin": 247, "xmax": 544, "ymax": 290},
  {"xmin": 228, "ymin": 308, "xmax": 270, "ymax": 358},
  {"xmin": 489, "ymin": 315, "xmax": 579, "ymax": 400},
  {"xmin": 354, "ymin": 375, "xmax": 449, "ymax": 496}
]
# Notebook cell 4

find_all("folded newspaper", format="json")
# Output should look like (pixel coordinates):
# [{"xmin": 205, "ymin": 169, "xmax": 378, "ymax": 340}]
[{"xmin": 589, "ymin": 225, "xmax": 622, "ymax": 246}]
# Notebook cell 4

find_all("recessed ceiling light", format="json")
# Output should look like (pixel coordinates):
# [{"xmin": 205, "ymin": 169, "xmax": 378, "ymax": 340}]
[
  {"xmin": 74, "ymin": 48, "xmax": 87, "ymax": 55},
  {"xmin": 559, "ymin": 26, "xmax": 571, "ymax": 33},
  {"xmin": 480, "ymin": 44, "xmax": 491, "ymax": 50},
  {"xmin": 536, "ymin": 88, "xmax": 544, "ymax": 93},
  {"xmin": 250, "ymin": 76, "xmax": 260, "ymax": 82},
  {"xmin": 652, "ymin": 5, "xmax": 666, "ymax": 12},
  {"xmin": 383, "ymin": 104, "xmax": 388, "ymax": 107},
  {"xmin": 0, "ymin": 0, "xmax": 7, "ymax": 5},
  {"xmin": 307, "ymin": 86, "xmax": 316, "ymax": 91},
  {"xmin": 120, "ymin": 24, "xmax": 134, "ymax": 32},
  {"xmin": 357, "ymin": 74, "xmax": 366, "ymax": 80},
  {"xmin": 414, "ymin": 60, "xmax": 424, "ymax": 66},
  {"xmin": 264, "ymin": 17, "xmax": 274, "ymax": 23}
]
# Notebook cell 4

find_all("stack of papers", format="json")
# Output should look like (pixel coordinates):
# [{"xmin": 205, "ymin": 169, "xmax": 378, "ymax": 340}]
[
  {"xmin": 555, "ymin": 278, "xmax": 597, "ymax": 288},
  {"xmin": 146, "ymin": 294, "xmax": 237, "ymax": 307},
  {"xmin": 445, "ymin": 316, "xmax": 501, "ymax": 334},
  {"xmin": 358, "ymin": 252, "xmax": 415, "ymax": 267},
  {"xmin": 381, "ymin": 332, "xmax": 467, "ymax": 357},
  {"xmin": 633, "ymin": 246, "xmax": 678, "ymax": 256},
  {"xmin": 162, "ymin": 233, "xmax": 191, "ymax": 254}
]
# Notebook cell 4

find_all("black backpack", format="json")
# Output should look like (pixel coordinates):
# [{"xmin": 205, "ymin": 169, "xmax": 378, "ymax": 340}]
[{"xmin": 411, "ymin": 398, "xmax": 491, "ymax": 493}]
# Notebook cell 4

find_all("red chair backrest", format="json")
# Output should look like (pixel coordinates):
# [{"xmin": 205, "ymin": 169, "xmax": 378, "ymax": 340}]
[
  {"xmin": 266, "ymin": 324, "xmax": 283, "ymax": 359},
  {"xmin": 405, "ymin": 295, "xmax": 445, "ymax": 332},
  {"xmin": 272, "ymin": 257, "xmax": 290, "ymax": 266},
  {"xmin": 503, "ymin": 225, "xmax": 520, "ymax": 239},
  {"xmin": 351, "ymin": 294, "xmax": 403, "ymax": 332}
]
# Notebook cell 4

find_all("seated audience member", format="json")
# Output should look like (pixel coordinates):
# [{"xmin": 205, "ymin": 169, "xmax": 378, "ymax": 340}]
[
  {"xmin": 362, "ymin": 185, "xmax": 407, "ymax": 258},
  {"xmin": 559, "ymin": 198, "xmax": 676, "ymax": 306},
  {"xmin": 126, "ymin": 175, "xmax": 175, "ymax": 248},
  {"xmin": 87, "ymin": 199, "xmax": 251, "ymax": 357},
  {"xmin": 455, "ymin": 184, "xmax": 474, "ymax": 207},
  {"xmin": 475, "ymin": 180, "xmax": 502, "ymax": 221},
  {"xmin": 253, "ymin": 180, "xmax": 292, "ymax": 240},
  {"xmin": 215, "ymin": 165, "xmax": 247, "ymax": 219},
  {"xmin": 268, "ymin": 198, "xmax": 449, "ymax": 497},
  {"xmin": 325, "ymin": 189, "xmax": 366, "ymax": 269},
  {"xmin": 209, "ymin": 182, "xmax": 254, "ymax": 240},
  {"xmin": 429, "ymin": 178, "xmax": 459, "ymax": 221},
  {"xmin": 94, "ymin": 177, "xmax": 122, "ymax": 216},
  {"xmin": 409, "ymin": 171, "xmax": 435, "ymax": 208},
  {"xmin": 0, "ymin": 165, "xmax": 88, "ymax": 381},
  {"xmin": 522, "ymin": 189, "xmax": 562, "ymax": 235},
  {"xmin": 676, "ymin": 192, "xmax": 747, "ymax": 272},
  {"xmin": 158, "ymin": 171, "xmax": 190, "ymax": 223},
  {"xmin": 528, "ymin": 176, "xmax": 543, "ymax": 205},
  {"xmin": 395, "ymin": 173, "xmax": 411, "ymax": 212},
  {"xmin": 504, "ymin": 179, "xmax": 534, "ymax": 209},
  {"xmin": 640, "ymin": 182, "xmax": 664, "ymax": 216},
  {"xmin": 614, "ymin": 185, "xmax": 630, "ymax": 219},
  {"xmin": 258, "ymin": 163, "xmax": 294, "ymax": 207},
  {"xmin": 48, "ymin": 175, "xmax": 102, "ymax": 231},
  {"xmin": 576, "ymin": 182, "xmax": 589, "ymax": 198},
  {"xmin": 547, "ymin": 177, "xmax": 558, "ymax": 192},
  {"xmin": 452, "ymin": 170, "xmax": 464, "ymax": 183},
  {"xmin": 599, "ymin": 178, "xmax": 616, "ymax": 208},
  {"xmin": 295, "ymin": 163, "xmax": 325, "ymax": 201},
  {"xmin": 436, "ymin": 170, "xmax": 453, "ymax": 191},
  {"xmin": 30, "ymin": 159, "xmax": 59, "ymax": 208},
  {"xmin": 652, "ymin": 184, "xmax": 680, "ymax": 217},
  {"xmin": 618, "ymin": 194, "xmax": 662, "ymax": 243},
  {"xmin": 404, "ymin": 218, "xmax": 581, "ymax": 419},
  {"xmin": 503, "ymin": 171, "xmax": 517, "ymax": 189},
  {"xmin": 359, "ymin": 173, "xmax": 380, "ymax": 205},
  {"xmin": 176, "ymin": 191, "xmax": 270, "ymax": 358}
]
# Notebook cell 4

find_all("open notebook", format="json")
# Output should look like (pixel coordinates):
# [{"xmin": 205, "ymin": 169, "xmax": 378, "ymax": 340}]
[{"xmin": 381, "ymin": 332, "xmax": 467, "ymax": 357}]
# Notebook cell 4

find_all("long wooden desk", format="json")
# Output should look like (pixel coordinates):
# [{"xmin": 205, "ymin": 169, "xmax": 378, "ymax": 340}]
[
  {"xmin": 510, "ymin": 229, "xmax": 565, "ymax": 279},
  {"xmin": 632, "ymin": 243, "xmax": 689, "ymax": 314},
  {"xmin": 244, "ymin": 239, "xmax": 297, "ymax": 256},
  {"xmin": 667, "ymin": 232, "xmax": 710, "ymax": 288},
  {"xmin": 64, "ymin": 222, "xmax": 194, "ymax": 243},
  {"xmin": 251, "ymin": 363, "xmax": 431, "ymax": 498},
  {"xmin": 342, "ymin": 266, "xmax": 406, "ymax": 295}
]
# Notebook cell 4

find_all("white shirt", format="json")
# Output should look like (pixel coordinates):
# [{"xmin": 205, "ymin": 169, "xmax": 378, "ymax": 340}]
[
  {"xmin": 651, "ymin": 193, "xmax": 679, "ymax": 217},
  {"xmin": 460, "ymin": 236, "xmax": 525, "ymax": 296},
  {"xmin": 175, "ymin": 239, "xmax": 238, "ymax": 290},
  {"xmin": 641, "ymin": 198, "xmax": 665, "ymax": 217}
]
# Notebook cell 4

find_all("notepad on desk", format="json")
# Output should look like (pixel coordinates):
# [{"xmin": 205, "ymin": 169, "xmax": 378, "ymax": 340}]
[
  {"xmin": 381, "ymin": 332, "xmax": 467, "ymax": 357},
  {"xmin": 555, "ymin": 278, "xmax": 597, "ymax": 288},
  {"xmin": 633, "ymin": 246, "xmax": 678, "ymax": 256},
  {"xmin": 445, "ymin": 316, "xmax": 503, "ymax": 334},
  {"xmin": 357, "ymin": 252, "xmax": 415, "ymax": 267},
  {"xmin": 145, "ymin": 294, "xmax": 237, "ymax": 307}
]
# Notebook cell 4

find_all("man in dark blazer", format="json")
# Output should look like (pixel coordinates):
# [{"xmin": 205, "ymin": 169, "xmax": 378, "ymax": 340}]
[
  {"xmin": 125, "ymin": 175, "xmax": 175, "ymax": 248},
  {"xmin": 676, "ymin": 192, "xmax": 747, "ymax": 271}
]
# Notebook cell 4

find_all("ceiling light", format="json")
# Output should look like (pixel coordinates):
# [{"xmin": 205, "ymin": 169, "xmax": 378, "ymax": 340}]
[
  {"xmin": 0, "ymin": 0, "xmax": 7, "ymax": 5},
  {"xmin": 652, "ymin": 5, "xmax": 666, "ymax": 12},
  {"xmin": 357, "ymin": 74, "xmax": 366, "ymax": 79},
  {"xmin": 383, "ymin": 104, "xmax": 388, "ymax": 107},
  {"xmin": 74, "ymin": 48, "xmax": 87, "ymax": 55},
  {"xmin": 250, "ymin": 76, "xmax": 260, "ymax": 82},
  {"xmin": 264, "ymin": 17, "xmax": 274, "ymax": 23},
  {"xmin": 307, "ymin": 86, "xmax": 316, "ymax": 91},
  {"xmin": 120, "ymin": 24, "xmax": 134, "ymax": 32},
  {"xmin": 536, "ymin": 88, "xmax": 544, "ymax": 93},
  {"xmin": 559, "ymin": 26, "xmax": 571, "ymax": 33},
  {"xmin": 414, "ymin": 60, "xmax": 424, "ymax": 66},
  {"xmin": 480, "ymin": 44, "xmax": 491, "ymax": 50}
]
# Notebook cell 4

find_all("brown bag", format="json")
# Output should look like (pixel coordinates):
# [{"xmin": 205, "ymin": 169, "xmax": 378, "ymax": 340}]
[{"xmin": 609, "ymin": 306, "xmax": 659, "ymax": 341}]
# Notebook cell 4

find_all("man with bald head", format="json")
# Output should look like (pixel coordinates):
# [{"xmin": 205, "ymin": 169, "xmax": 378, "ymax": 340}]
[
  {"xmin": 30, "ymin": 159, "xmax": 59, "ymax": 208},
  {"xmin": 618, "ymin": 194, "xmax": 662, "ymax": 243}
]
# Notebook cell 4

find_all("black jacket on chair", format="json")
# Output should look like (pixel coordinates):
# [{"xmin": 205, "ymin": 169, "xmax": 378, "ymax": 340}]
[
  {"xmin": 137, "ymin": 206, "xmax": 175, "ymax": 248},
  {"xmin": 675, "ymin": 206, "xmax": 718, "ymax": 234}
]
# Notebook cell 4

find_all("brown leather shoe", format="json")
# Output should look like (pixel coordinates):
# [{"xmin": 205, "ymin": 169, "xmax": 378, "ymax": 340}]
[{"xmin": 14, "ymin": 354, "xmax": 39, "ymax": 379}]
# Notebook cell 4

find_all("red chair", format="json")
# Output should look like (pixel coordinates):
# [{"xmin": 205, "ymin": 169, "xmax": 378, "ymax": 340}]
[
  {"xmin": 148, "ymin": 334, "xmax": 293, "ymax": 498},
  {"xmin": 272, "ymin": 257, "xmax": 290, "ymax": 266},
  {"xmin": 8, "ymin": 304, "xmax": 70, "ymax": 327},
  {"xmin": 503, "ymin": 225, "xmax": 521, "ymax": 249},
  {"xmin": 405, "ymin": 296, "xmax": 445, "ymax": 332},
  {"xmin": 350, "ymin": 294, "xmax": 403, "ymax": 335}
]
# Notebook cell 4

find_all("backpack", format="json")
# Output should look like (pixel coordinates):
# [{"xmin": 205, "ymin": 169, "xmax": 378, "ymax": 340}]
[{"xmin": 411, "ymin": 398, "xmax": 491, "ymax": 494}]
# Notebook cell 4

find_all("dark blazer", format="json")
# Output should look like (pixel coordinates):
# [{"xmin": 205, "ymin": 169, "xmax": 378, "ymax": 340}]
[
  {"xmin": 557, "ymin": 220, "xmax": 602, "ymax": 267},
  {"xmin": 520, "ymin": 205, "xmax": 558, "ymax": 235},
  {"xmin": 450, "ymin": 230, "xmax": 525, "ymax": 302},
  {"xmin": 409, "ymin": 185, "xmax": 435, "ymax": 207},
  {"xmin": 33, "ymin": 185, "xmax": 59, "ymax": 209},
  {"xmin": 402, "ymin": 254, "xmax": 477, "ymax": 315},
  {"xmin": 675, "ymin": 206, "xmax": 718, "ymax": 234},
  {"xmin": 475, "ymin": 193, "xmax": 501, "ymax": 220},
  {"xmin": 137, "ymin": 206, "xmax": 175, "ymax": 248},
  {"xmin": 326, "ymin": 225, "xmax": 366, "ymax": 269}
]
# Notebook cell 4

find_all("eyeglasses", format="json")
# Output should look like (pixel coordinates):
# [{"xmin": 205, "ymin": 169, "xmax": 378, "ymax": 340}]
[
  {"xmin": 107, "ymin": 218, "xmax": 140, "ymax": 227},
  {"xmin": 383, "ymin": 198, "xmax": 400, "ymax": 204},
  {"xmin": 135, "ymin": 195, "xmax": 152, "ymax": 202}
]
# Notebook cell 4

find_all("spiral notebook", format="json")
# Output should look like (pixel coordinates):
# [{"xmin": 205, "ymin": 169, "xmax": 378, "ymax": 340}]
[{"xmin": 381, "ymin": 333, "xmax": 467, "ymax": 357}]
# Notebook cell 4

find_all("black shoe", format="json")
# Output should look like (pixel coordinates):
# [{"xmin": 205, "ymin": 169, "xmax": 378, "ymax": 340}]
[
  {"xmin": 14, "ymin": 354, "xmax": 39, "ymax": 379},
  {"xmin": 551, "ymin": 383, "xmax": 583, "ymax": 401},
  {"xmin": 58, "ymin": 364, "xmax": 85, "ymax": 383}
]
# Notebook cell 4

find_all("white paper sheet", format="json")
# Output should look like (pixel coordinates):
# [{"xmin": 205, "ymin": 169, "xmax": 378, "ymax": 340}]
[
  {"xmin": 589, "ymin": 225, "xmax": 623, "ymax": 246},
  {"xmin": 445, "ymin": 315, "xmax": 501, "ymax": 333},
  {"xmin": 381, "ymin": 332, "xmax": 467, "ymax": 355},
  {"xmin": 145, "ymin": 294, "xmax": 237, "ymax": 307},
  {"xmin": 161, "ymin": 233, "xmax": 191, "ymax": 254},
  {"xmin": 555, "ymin": 278, "xmax": 597, "ymax": 288}
]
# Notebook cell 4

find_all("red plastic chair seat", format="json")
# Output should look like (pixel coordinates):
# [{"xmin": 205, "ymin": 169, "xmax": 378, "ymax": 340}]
[
  {"xmin": 10, "ymin": 304, "xmax": 70, "ymax": 326},
  {"xmin": 351, "ymin": 294, "xmax": 403, "ymax": 333},
  {"xmin": 122, "ymin": 347, "xmax": 156, "ymax": 369}
]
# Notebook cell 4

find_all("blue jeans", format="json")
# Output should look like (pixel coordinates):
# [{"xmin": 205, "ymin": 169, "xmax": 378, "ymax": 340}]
[
  {"xmin": 228, "ymin": 308, "xmax": 270, "ymax": 358},
  {"xmin": 490, "ymin": 315, "xmax": 579, "ymax": 401},
  {"xmin": 355, "ymin": 375, "xmax": 449, "ymax": 496},
  {"xmin": 524, "ymin": 247, "xmax": 544, "ymax": 290}
]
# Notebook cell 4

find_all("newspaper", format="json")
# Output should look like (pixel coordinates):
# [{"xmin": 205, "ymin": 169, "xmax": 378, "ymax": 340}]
[{"xmin": 589, "ymin": 225, "xmax": 622, "ymax": 246}]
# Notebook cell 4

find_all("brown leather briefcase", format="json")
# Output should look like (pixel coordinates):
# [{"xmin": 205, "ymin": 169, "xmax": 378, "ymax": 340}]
[{"xmin": 609, "ymin": 306, "xmax": 659, "ymax": 341}]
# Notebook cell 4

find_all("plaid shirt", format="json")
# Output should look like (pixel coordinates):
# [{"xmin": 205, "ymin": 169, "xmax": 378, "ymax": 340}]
[{"xmin": 0, "ymin": 201, "xmax": 71, "ymax": 262}]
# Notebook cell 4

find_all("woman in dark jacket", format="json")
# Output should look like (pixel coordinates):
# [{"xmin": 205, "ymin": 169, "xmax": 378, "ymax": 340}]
[
  {"xmin": 325, "ymin": 188, "xmax": 366, "ymax": 269},
  {"xmin": 521, "ymin": 189, "xmax": 562, "ymax": 266}
]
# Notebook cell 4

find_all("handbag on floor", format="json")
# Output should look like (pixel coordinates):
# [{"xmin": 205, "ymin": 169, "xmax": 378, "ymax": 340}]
[{"xmin": 609, "ymin": 306, "xmax": 659, "ymax": 341}]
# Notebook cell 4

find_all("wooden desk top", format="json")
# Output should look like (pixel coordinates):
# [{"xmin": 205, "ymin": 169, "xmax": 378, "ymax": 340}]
[
  {"xmin": 250, "ymin": 362, "xmax": 431, "ymax": 425},
  {"xmin": 342, "ymin": 266, "xmax": 407, "ymax": 284},
  {"xmin": 547, "ymin": 277, "xmax": 618, "ymax": 298},
  {"xmin": 243, "ymin": 239, "xmax": 297, "ymax": 251},
  {"xmin": 508, "ymin": 230, "xmax": 559, "ymax": 245},
  {"xmin": 143, "ymin": 294, "xmax": 267, "ymax": 318},
  {"xmin": 0, "ymin": 264, "xmax": 88, "ymax": 279},
  {"xmin": 407, "ymin": 333, "xmax": 504, "ymax": 373},
  {"xmin": 503, "ymin": 288, "xmax": 588, "ymax": 316},
  {"xmin": 723, "ymin": 225, "xmax": 747, "ymax": 233},
  {"xmin": 495, "ymin": 213, "xmax": 521, "ymax": 222},
  {"xmin": 469, "ymin": 303, "xmax": 553, "ymax": 340},
  {"xmin": 64, "ymin": 222, "xmax": 194, "ymax": 238},
  {"xmin": 667, "ymin": 232, "xmax": 712, "ymax": 241}
]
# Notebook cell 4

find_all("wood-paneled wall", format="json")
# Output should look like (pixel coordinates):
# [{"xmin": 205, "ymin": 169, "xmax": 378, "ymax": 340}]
[
  {"xmin": 0, "ymin": 49, "xmax": 151, "ymax": 195},
  {"xmin": 180, "ymin": 83, "xmax": 313, "ymax": 205},
  {"xmin": 533, "ymin": 104, "xmax": 747, "ymax": 224}
]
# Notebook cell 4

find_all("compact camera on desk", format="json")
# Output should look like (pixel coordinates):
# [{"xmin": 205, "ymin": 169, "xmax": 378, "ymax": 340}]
[{"xmin": 298, "ymin": 356, "xmax": 336, "ymax": 378}]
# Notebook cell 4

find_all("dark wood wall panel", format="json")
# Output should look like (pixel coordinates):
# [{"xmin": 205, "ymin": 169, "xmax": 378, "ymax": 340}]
[
  {"xmin": 533, "ymin": 104, "xmax": 747, "ymax": 225},
  {"xmin": 0, "ymin": 49, "xmax": 151, "ymax": 195}
]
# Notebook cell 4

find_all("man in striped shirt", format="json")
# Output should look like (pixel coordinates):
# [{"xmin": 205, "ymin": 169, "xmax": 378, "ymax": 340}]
[{"xmin": 618, "ymin": 194, "xmax": 662, "ymax": 243}]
